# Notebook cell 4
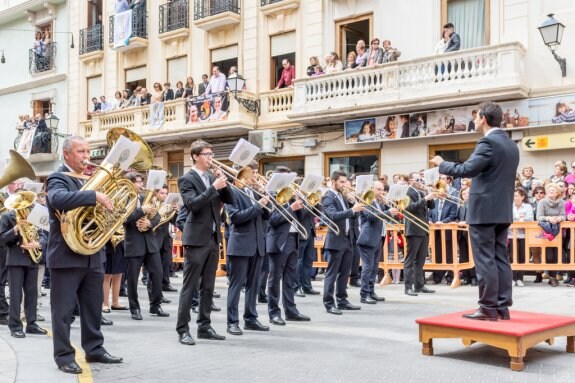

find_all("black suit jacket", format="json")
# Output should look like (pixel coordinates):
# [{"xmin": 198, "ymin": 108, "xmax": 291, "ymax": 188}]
[
  {"xmin": 179, "ymin": 169, "xmax": 233, "ymax": 247},
  {"xmin": 162, "ymin": 89, "xmax": 175, "ymax": 102},
  {"xmin": 197, "ymin": 82, "xmax": 208, "ymax": 95},
  {"xmin": 357, "ymin": 201, "xmax": 389, "ymax": 248},
  {"xmin": 439, "ymin": 129, "xmax": 519, "ymax": 225},
  {"xmin": 299, "ymin": 206, "xmax": 317, "ymax": 240},
  {"xmin": 46, "ymin": 165, "xmax": 104, "ymax": 269},
  {"xmin": 225, "ymin": 188, "xmax": 269, "ymax": 257},
  {"xmin": 0, "ymin": 211, "xmax": 46, "ymax": 267},
  {"xmin": 154, "ymin": 210, "xmax": 177, "ymax": 253},
  {"xmin": 405, "ymin": 187, "xmax": 435, "ymax": 237},
  {"xmin": 321, "ymin": 191, "xmax": 356, "ymax": 250},
  {"xmin": 428, "ymin": 198, "xmax": 458, "ymax": 223},
  {"xmin": 266, "ymin": 201, "xmax": 302, "ymax": 254},
  {"xmin": 123, "ymin": 196, "xmax": 161, "ymax": 258}
]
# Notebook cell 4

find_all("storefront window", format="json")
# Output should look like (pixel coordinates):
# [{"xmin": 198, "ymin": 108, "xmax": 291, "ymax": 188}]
[
  {"xmin": 326, "ymin": 152, "xmax": 379, "ymax": 177},
  {"xmin": 261, "ymin": 157, "xmax": 305, "ymax": 176}
]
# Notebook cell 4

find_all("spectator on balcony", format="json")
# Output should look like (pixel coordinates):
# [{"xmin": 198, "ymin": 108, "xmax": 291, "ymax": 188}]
[
  {"xmin": 162, "ymin": 82, "xmax": 174, "ymax": 101},
  {"xmin": 204, "ymin": 66, "xmax": 227, "ymax": 95},
  {"xmin": 99, "ymin": 96, "xmax": 113, "ymax": 113},
  {"xmin": 128, "ymin": 86, "xmax": 142, "ymax": 107},
  {"xmin": 116, "ymin": 0, "xmax": 129, "ymax": 13},
  {"xmin": 443, "ymin": 23, "xmax": 461, "ymax": 52},
  {"xmin": 119, "ymin": 90, "xmax": 131, "ymax": 108},
  {"xmin": 355, "ymin": 40, "xmax": 368, "ymax": 67},
  {"xmin": 33, "ymin": 31, "xmax": 47, "ymax": 71},
  {"xmin": 42, "ymin": 30, "xmax": 52, "ymax": 45},
  {"xmin": 139, "ymin": 88, "xmax": 151, "ymax": 106},
  {"xmin": 382, "ymin": 40, "xmax": 401, "ymax": 63},
  {"xmin": 324, "ymin": 52, "xmax": 343, "ymax": 74},
  {"xmin": 88, "ymin": 97, "xmax": 101, "ymax": 116},
  {"xmin": 183, "ymin": 76, "xmax": 195, "ymax": 99},
  {"xmin": 307, "ymin": 56, "xmax": 319, "ymax": 76},
  {"xmin": 151, "ymin": 82, "xmax": 164, "ymax": 103},
  {"xmin": 311, "ymin": 65, "xmax": 324, "ymax": 76},
  {"xmin": 434, "ymin": 29, "xmax": 450, "ymax": 55},
  {"xmin": 275, "ymin": 59, "xmax": 295, "ymax": 89},
  {"xmin": 344, "ymin": 51, "xmax": 357, "ymax": 71},
  {"xmin": 175, "ymin": 81, "xmax": 185, "ymax": 99},
  {"xmin": 197, "ymin": 74, "xmax": 209, "ymax": 95},
  {"xmin": 30, "ymin": 113, "xmax": 51, "ymax": 154},
  {"xmin": 552, "ymin": 102, "xmax": 575, "ymax": 124},
  {"xmin": 365, "ymin": 38, "xmax": 384, "ymax": 66},
  {"xmin": 111, "ymin": 91, "xmax": 125, "ymax": 110}
]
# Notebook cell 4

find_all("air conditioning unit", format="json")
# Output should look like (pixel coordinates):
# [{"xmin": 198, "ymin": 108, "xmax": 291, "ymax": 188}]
[{"xmin": 248, "ymin": 130, "xmax": 277, "ymax": 153}]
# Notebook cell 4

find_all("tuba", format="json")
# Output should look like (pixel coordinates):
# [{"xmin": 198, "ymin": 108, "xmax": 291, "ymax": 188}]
[
  {"xmin": 60, "ymin": 128, "xmax": 153, "ymax": 255},
  {"xmin": 4, "ymin": 191, "xmax": 42, "ymax": 263},
  {"xmin": 0, "ymin": 150, "xmax": 36, "ymax": 214}
]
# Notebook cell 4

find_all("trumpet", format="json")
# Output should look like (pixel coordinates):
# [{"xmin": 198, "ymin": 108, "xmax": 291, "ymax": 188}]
[{"xmin": 342, "ymin": 186, "xmax": 402, "ymax": 231}]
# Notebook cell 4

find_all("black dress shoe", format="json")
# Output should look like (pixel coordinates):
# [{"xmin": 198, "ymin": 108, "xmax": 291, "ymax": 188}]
[
  {"xmin": 213, "ymin": 291, "xmax": 221, "ymax": 299},
  {"xmin": 370, "ymin": 293, "xmax": 386, "ymax": 302},
  {"xmin": 361, "ymin": 296, "xmax": 377, "ymax": 304},
  {"xmin": 258, "ymin": 296, "xmax": 268, "ymax": 304},
  {"xmin": 11, "ymin": 330, "xmax": 25, "ymax": 338},
  {"xmin": 111, "ymin": 305, "xmax": 129, "ymax": 310},
  {"xmin": 210, "ymin": 303, "xmax": 221, "ymax": 312},
  {"xmin": 303, "ymin": 288, "xmax": 321, "ymax": 295},
  {"xmin": 462, "ymin": 309, "xmax": 498, "ymax": 321},
  {"xmin": 270, "ymin": 316, "xmax": 286, "ymax": 326},
  {"xmin": 179, "ymin": 332, "xmax": 196, "ymax": 345},
  {"xmin": 162, "ymin": 285, "xmax": 178, "ymax": 292},
  {"xmin": 405, "ymin": 289, "xmax": 418, "ymax": 296},
  {"xmin": 227, "ymin": 323, "xmax": 243, "ymax": 336},
  {"xmin": 497, "ymin": 308, "xmax": 511, "ymax": 320},
  {"xmin": 131, "ymin": 309, "xmax": 143, "ymax": 320},
  {"xmin": 59, "ymin": 361, "xmax": 82, "ymax": 374},
  {"xmin": 338, "ymin": 302, "xmax": 361, "ymax": 310},
  {"xmin": 326, "ymin": 307, "xmax": 342, "ymax": 315},
  {"xmin": 244, "ymin": 319, "xmax": 270, "ymax": 331},
  {"xmin": 86, "ymin": 352, "xmax": 123, "ymax": 364},
  {"xmin": 470, "ymin": 278, "xmax": 478, "ymax": 286},
  {"xmin": 101, "ymin": 317, "xmax": 113, "ymax": 326},
  {"xmin": 349, "ymin": 281, "xmax": 361, "ymax": 288},
  {"xmin": 161, "ymin": 297, "xmax": 172, "ymax": 304},
  {"xmin": 197, "ymin": 327, "xmax": 226, "ymax": 340},
  {"xmin": 295, "ymin": 288, "xmax": 306, "ymax": 297},
  {"xmin": 26, "ymin": 325, "xmax": 48, "ymax": 335},
  {"xmin": 286, "ymin": 313, "xmax": 311, "ymax": 321},
  {"xmin": 150, "ymin": 307, "xmax": 170, "ymax": 317},
  {"xmin": 0, "ymin": 316, "xmax": 8, "ymax": 326},
  {"xmin": 191, "ymin": 306, "xmax": 199, "ymax": 314},
  {"xmin": 415, "ymin": 287, "xmax": 435, "ymax": 294}
]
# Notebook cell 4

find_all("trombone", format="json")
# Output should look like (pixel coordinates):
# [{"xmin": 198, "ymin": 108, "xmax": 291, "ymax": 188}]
[
  {"xmin": 386, "ymin": 193, "xmax": 431, "ymax": 234},
  {"xmin": 342, "ymin": 186, "xmax": 403, "ymax": 232},
  {"xmin": 289, "ymin": 183, "xmax": 340, "ymax": 235},
  {"xmin": 426, "ymin": 180, "xmax": 462, "ymax": 207}
]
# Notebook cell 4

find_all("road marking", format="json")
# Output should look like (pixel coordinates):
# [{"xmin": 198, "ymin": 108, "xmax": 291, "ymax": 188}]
[{"xmin": 46, "ymin": 329, "xmax": 93, "ymax": 383}]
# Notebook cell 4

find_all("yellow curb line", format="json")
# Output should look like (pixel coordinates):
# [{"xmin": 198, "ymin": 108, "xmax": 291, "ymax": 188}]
[{"xmin": 46, "ymin": 329, "xmax": 93, "ymax": 383}]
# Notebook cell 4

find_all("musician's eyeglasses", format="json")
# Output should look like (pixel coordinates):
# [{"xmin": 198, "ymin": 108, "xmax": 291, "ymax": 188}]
[
  {"xmin": 534, "ymin": 191, "xmax": 545, "ymax": 194},
  {"xmin": 198, "ymin": 152, "xmax": 214, "ymax": 157}
]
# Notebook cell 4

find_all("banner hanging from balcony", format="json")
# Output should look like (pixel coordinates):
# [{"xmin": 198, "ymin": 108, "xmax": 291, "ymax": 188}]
[
  {"xmin": 113, "ymin": 10, "xmax": 132, "ymax": 48},
  {"xmin": 149, "ymin": 102, "xmax": 165, "ymax": 130},
  {"xmin": 186, "ymin": 92, "xmax": 229, "ymax": 124}
]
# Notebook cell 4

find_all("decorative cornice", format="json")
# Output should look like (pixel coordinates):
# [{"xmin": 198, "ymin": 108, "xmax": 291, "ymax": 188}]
[{"xmin": 0, "ymin": 73, "xmax": 66, "ymax": 96}]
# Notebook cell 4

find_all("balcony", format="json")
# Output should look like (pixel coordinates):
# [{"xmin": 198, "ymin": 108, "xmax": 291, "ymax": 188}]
[
  {"xmin": 290, "ymin": 42, "xmax": 529, "ymax": 124},
  {"xmin": 193, "ymin": 0, "xmax": 240, "ymax": 31},
  {"xmin": 13, "ymin": 127, "xmax": 64, "ymax": 163},
  {"xmin": 259, "ymin": 89, "xmax": 300, "ymax": 129},
  {"xmin": 79, "ymin": 24, "xmax": 104, "ymax": 61},
  {"xmin": 260, "ymin": 0, "xmax": 300, "ymax": 16},
  {"xmin": 28, "ymin": 42, "xmax": 56, "ymax": 75},
  {"xmin": 159, "ymin": 0, "xmax": 190, "ymax": 41},
  {"xmin": 81, "ymin": 96, "xmax": 256, "ymax": 145},
  {"xmin": 109, "ymin": 8, "xmax": 148, "ymax": 51}
]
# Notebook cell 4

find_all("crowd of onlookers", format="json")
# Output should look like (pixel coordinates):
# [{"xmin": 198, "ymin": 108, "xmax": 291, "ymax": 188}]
[{"xmin": 15, "ymin": 114, "xmax": 52, "ymax": 154}]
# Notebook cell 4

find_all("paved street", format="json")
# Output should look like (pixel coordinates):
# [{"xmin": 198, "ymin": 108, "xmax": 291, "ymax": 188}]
[{"xmin": 1, "ymin": 274, "xmax": 575, "ymax": 383}]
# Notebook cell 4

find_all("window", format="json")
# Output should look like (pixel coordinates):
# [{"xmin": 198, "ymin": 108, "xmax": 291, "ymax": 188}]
[
  {"xmin": 325, "ymin": 150, "xmax": 379, "ymax": 178},
  {"xmin": 167, "ymin": 151, "xmax": 184, "ymax": 193},
  {"xmin": 211, "ymin": 45, "xmax": 238, "ymax": 79},
  {"xmin": 261, "ymin": 157, "xmax": 305, "ymax": 177},
  {"xmin": 125, "ymin": 66, "xmax": 147, "ymax": 93},
  {"xmin": 167, "ymin": 56, "xmax": 188, "ymax": 90},
  {"xmin": 335, "ymin": 15, "xmax": 372, "ymax": 62},
  {"xmin": 87, "ymin": 76, "xmax": 102, "ymax": 115},
  {"xmin": 270, "ymin": 32, "xmax": 295, "ymax": 89},
  {"xmin": 87, "ymin": 0, "xmax": 103, "ymax": 27},
  {"xmin": 33, "ymin": 100, "xmax": 52, "ymax": 119},
  {"xmin": 442, "ymin": 0, "xmax": 489, "ymax": 49},
  {"xmin": 429, "ymin": 143, "xmax": 475, "ymax": 163}
]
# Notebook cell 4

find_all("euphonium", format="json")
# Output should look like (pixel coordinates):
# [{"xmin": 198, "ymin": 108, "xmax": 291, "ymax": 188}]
[
  {"xmin": 0, "ymin": 150, "xmax": 37, "ymax": 214},
  {"xmin": 4, "ymin": 191, "xmax": 42, "ymax": 263},
  {"xmin": 152, "ymin": 202, "xmax": 177, "ymax": 232},
  {"xmin": 60, "ymin": 128, "xmax": 154, "ymax": 255}
]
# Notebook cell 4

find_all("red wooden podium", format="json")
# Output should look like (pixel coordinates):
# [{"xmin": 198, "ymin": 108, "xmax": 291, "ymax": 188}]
[{"xmin": 416, "ymin": 310, "xmax": 575, "ymax": 371}]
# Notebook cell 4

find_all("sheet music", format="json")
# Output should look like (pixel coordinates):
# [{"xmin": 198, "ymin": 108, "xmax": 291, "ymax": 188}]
[{"xmin": 27, "ymin": 204, "xmax": 50, "ymax": 232}]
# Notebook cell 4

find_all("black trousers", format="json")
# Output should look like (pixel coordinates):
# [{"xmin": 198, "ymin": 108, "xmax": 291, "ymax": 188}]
[
  {"xmin": 507, "ymin": 238, "xmax": 526, "ymax": 281},
  {"xmin": 404, "ymin": 235, "xmax": 428, "ymax": 291},
  {"xmin": 0, "ymin": 246, "xmax": 8, "ymax": 318},
  {"xmin": 349, "ymin": 240, "xmax": 361, "ymax": 283},
  {"xmin": 268, "ymin": 234, "xmax": 300, "ymax": 318},
  {"xmin": 50, "ymin": 267, "xmax": 106, "ymax": 367},
  {"xmin": 227, "ymin": 254, "xmax": 262, "ymax": 325},
  {"xmin": 323, "ymin": 236, "xmax": 353, "ymax": 309},
  {"xmin": 458, "ymin": 235, "xmax": 476, "ymax": 281},
  {"xmin": 127, "ymin": 252, "xmax": 163, "ymax": 311},
  {"xmin": 432, "ymin": 233, "xmax": 454, "ymax": 283},
  {"xmin": 160, "ymin": 245, "xmax": 172, "ymax": 289},
  {"xmin": 8, "ymin": 265, "xmax": 38, "ymax": 331},
  {"xmin": 469, "ymin": 224, "xmax": 513, "ymax": 315},
  {"xmin": 296, "ymin": 237, "xmax": 315, "ymax": 291},
  {"xmin": 358, "ymin": 240, "xmax": 382, "ymax": 298},
  {"xmin": 176, "ymin": 234, "xmax": 218, "ymax": 334},
  {"xmin": 258, "ymin": 253, "xmax": 269, "ymax": 299}
]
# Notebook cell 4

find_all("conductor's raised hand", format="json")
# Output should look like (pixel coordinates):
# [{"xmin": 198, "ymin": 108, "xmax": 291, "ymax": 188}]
[{"xmin": 429, "ymin": 155, "xmax": 444, "ymax": 167}]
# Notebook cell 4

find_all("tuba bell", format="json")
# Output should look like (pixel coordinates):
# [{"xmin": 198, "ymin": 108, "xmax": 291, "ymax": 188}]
[{"xmin": 59, "ymin": 128, "xmax": 154, "ymax": 255}]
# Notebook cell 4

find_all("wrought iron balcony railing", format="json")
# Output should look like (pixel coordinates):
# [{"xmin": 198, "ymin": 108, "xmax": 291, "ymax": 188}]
[
  {"xmin": 109, "ymin": 8, "xmax": 148, "ymax": 44},
  {"xmin": 193, "ymin": 0, "xmax": 240, "ymax": 20},
  {"xmin": 28, "ymin": 42, "xmax": 56, "ymax": 74},
  {"xmin": 159, "ymin": 0, "xmax": 189, "ymax": 33},
  {"xmin": 261, "ymin": 0, "xmax": 284, "ymax": 5},
  {"xmin": 79, "ymin": 24, "xmax": 103, "ymax": 55},
  {"xmin": 14, "ymin": 127, "xmax": 68, "ymax": 155}
]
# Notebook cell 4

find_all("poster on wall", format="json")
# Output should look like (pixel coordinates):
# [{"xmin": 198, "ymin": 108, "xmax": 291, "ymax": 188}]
[
  {"xmin": 186, "ymin": 91, "xmax": 229, "ymax": 124},
  {"xmin": 529, "ymin": 93, "xmax": 575, "ymax": 126}
]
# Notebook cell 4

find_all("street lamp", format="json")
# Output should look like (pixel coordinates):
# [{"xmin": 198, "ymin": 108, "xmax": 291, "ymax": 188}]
[
  {"xmin": 538, "ymin": 13, "xmax": 567, "ymax": 77},
  {"xmin": 1, "ymin": 50, "xmax": 5, "ymax": 64},
  {"xmin": 227, "ymin": 76, "xmax": 260, "ymax": 116},
  {"xmin": 45, "ymin": 113, "xmax": 60, "ymax": 130}
]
